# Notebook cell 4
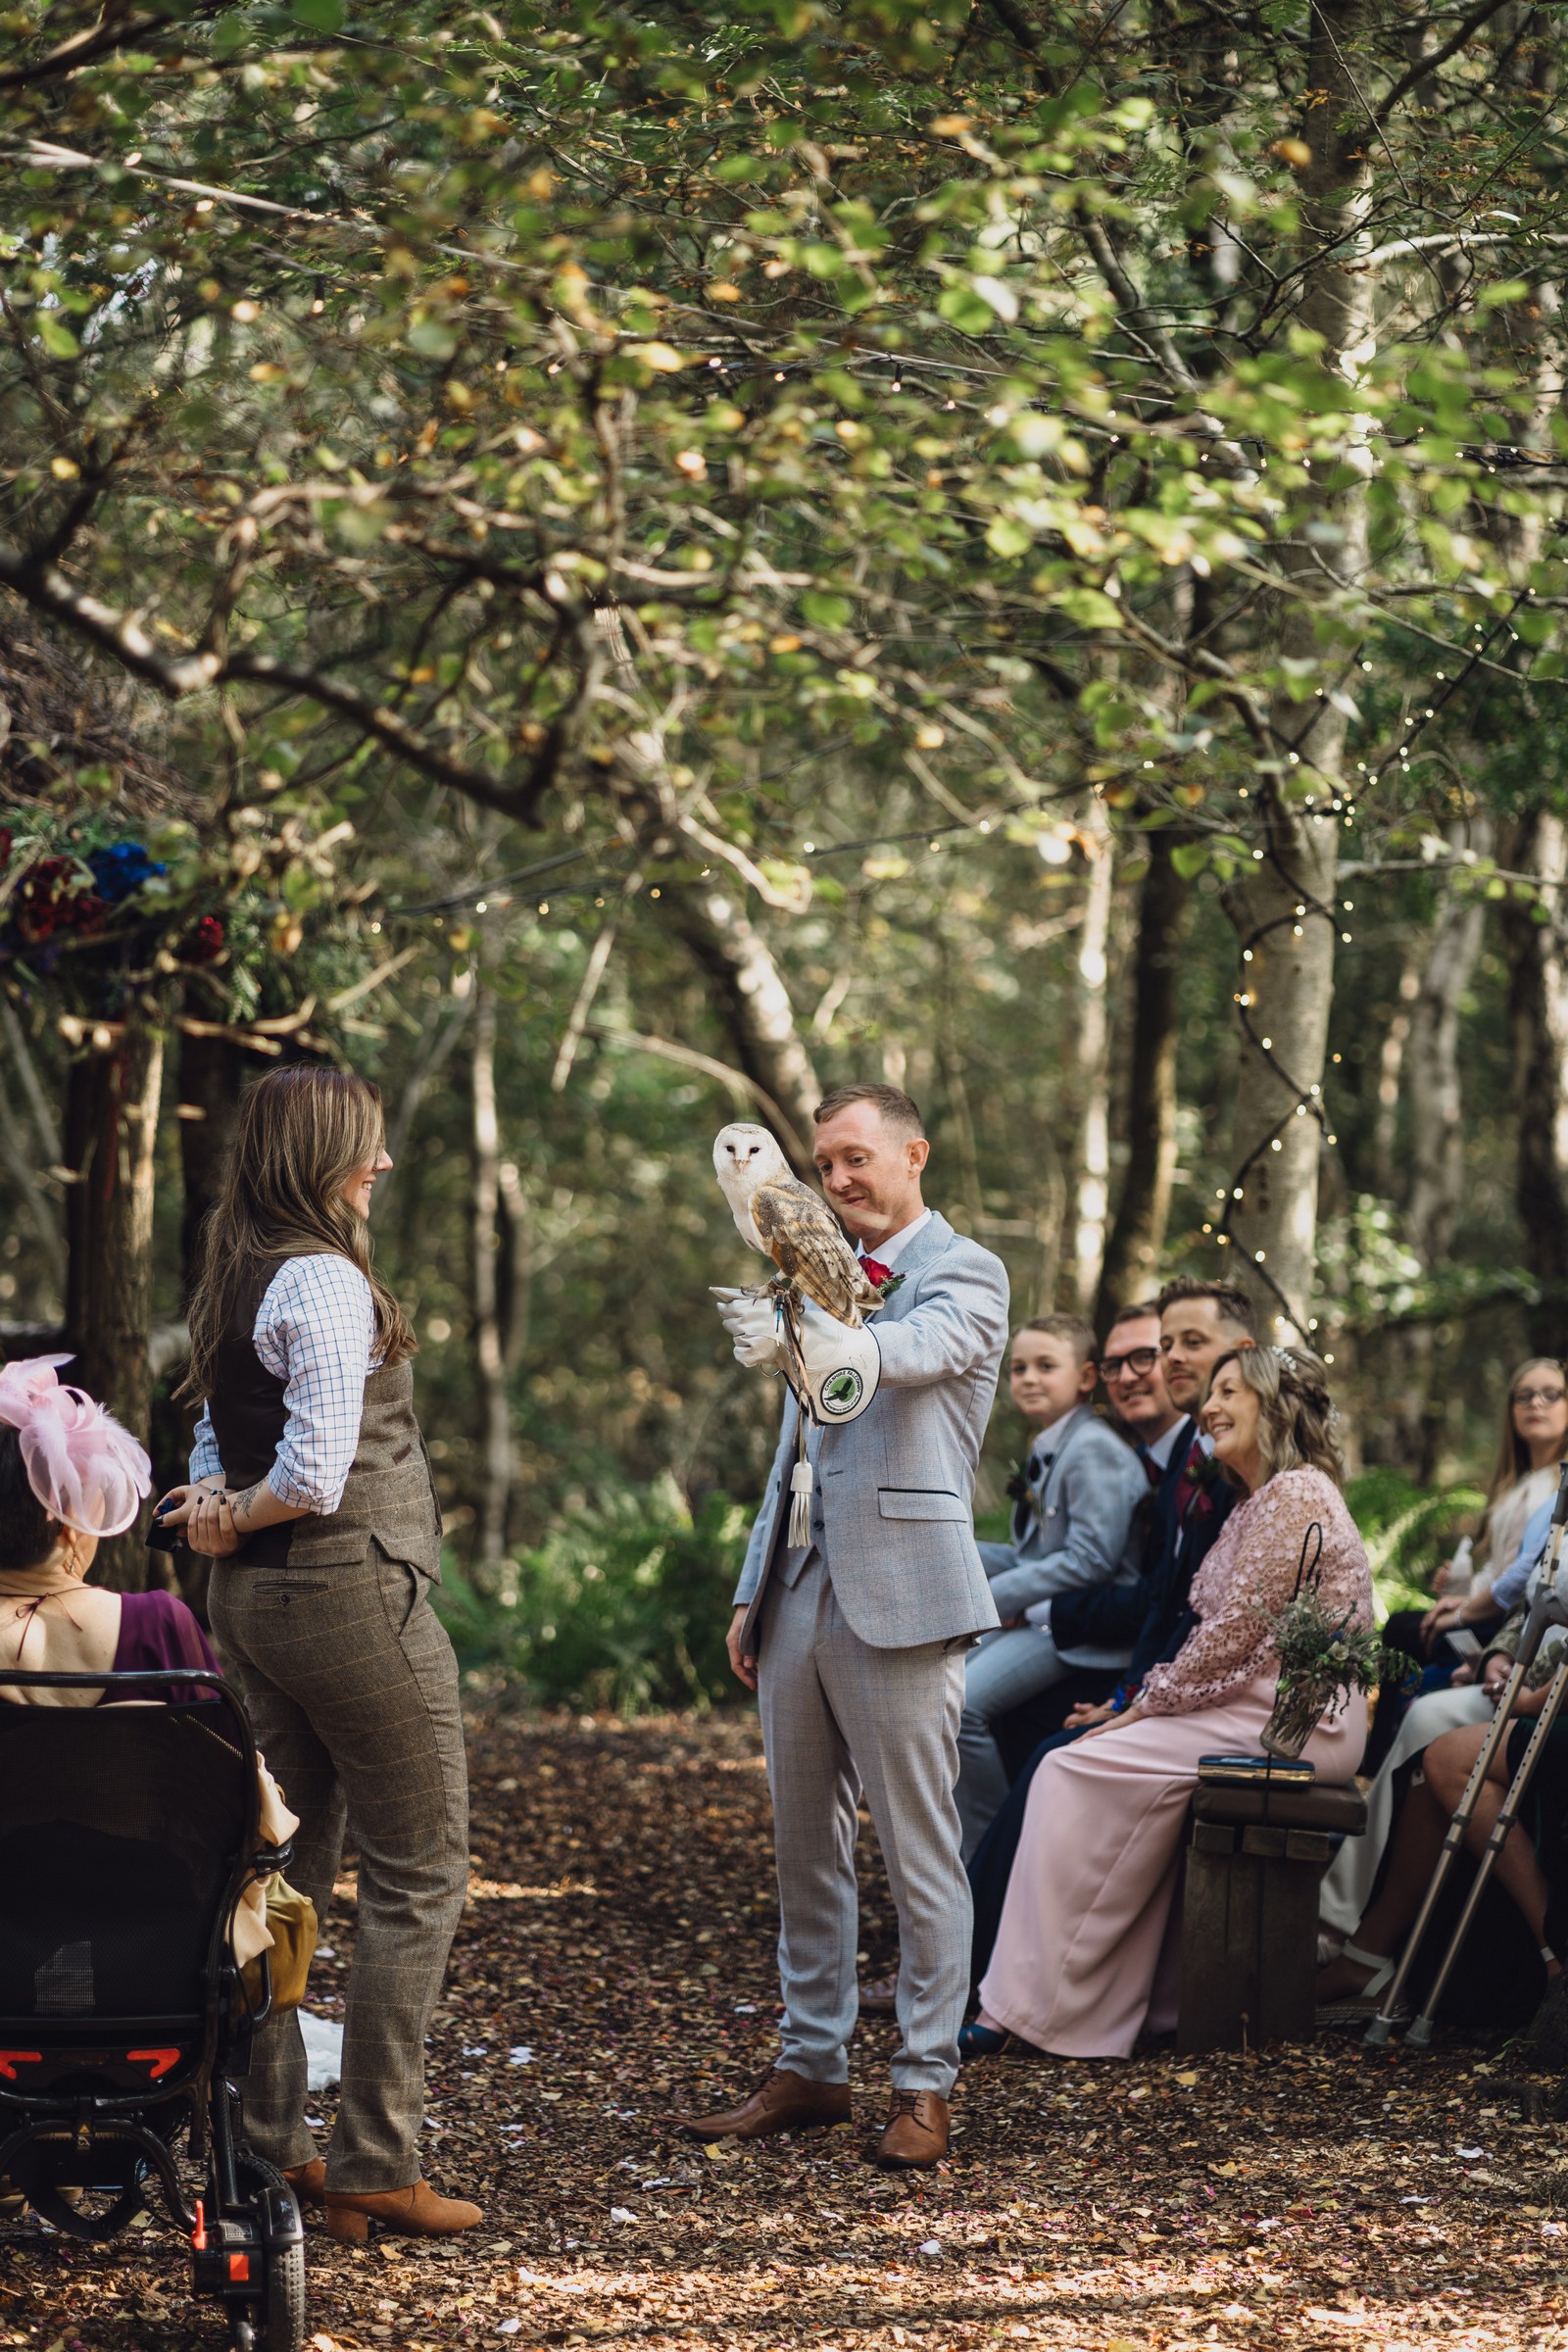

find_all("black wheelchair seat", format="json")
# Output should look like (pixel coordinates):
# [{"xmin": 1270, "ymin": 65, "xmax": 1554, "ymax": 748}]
[{"xmin": 0, "ymin": 1670, "xmax": 305, "ymax": 2352}]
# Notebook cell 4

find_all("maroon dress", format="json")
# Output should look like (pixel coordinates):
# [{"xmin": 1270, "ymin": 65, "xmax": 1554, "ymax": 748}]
[{"xmin": 105, "ymin": 1590, "xmax": 221, "ymax": 1705}]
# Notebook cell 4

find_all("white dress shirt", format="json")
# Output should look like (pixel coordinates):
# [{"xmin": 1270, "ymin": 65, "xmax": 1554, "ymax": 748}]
[
  {"xmin": 858, "ymin": 1207, "xmax": 932, "ymax": 1270},
  {"xmin": 1141, "ymin": 1416, "xmax": 1186, "ymax": 1476}
]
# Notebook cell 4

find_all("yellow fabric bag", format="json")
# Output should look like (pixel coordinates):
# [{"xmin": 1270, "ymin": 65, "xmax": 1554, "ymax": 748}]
[{"xmin": 241, "ymin": 1876, "xmax": 318, "ymax": 2013}]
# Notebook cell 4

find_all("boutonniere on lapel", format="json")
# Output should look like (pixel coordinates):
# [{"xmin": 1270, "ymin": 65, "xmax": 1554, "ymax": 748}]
[
  {"xmin": 1184, "ymin": 1447, "xmax": 1227, "ymax": 1519},
  {"xmin": 858, "ymin": 1257, "xmax": 906, "ymax": 1302},
  {"xmin": 1005, "ymin": 1461, "xmax": 1033, "ymax": 1508}
]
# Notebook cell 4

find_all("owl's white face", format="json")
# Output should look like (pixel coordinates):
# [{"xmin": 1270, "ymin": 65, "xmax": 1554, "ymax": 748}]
[{"xmin": 712, "ymin": 1122, "xmax": 786, "ymax": 1191}]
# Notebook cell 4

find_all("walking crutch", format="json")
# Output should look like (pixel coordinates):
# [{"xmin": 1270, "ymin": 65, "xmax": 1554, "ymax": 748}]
[{"xmin": 1364, "ymin": 1458, "xmax": 1568, "ymax": 2048}]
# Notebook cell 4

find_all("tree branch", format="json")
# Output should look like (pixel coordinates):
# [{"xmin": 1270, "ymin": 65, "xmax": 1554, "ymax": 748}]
[
  {"xmin": 1373, "ymin": 0, "xmax": 1516, "ymax": 125},
  {"xmin": 0, "ymin": 539, "xmax": 575, "ymax": 819},
  {"xmin": 0, "ymin": 7, "xmax": 173, "ymax": 93}
]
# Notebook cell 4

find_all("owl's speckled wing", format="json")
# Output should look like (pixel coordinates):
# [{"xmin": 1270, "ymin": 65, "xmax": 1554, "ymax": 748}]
[{"xmin": 751, "ymin": 1176, "xmax": 881, "ymax": 1328}]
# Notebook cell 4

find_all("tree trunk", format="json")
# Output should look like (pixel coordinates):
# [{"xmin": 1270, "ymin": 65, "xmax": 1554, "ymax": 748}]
[
  {"xmin": 1069, "ymin": 797, "xmax": 1115, "ymax": 1313},
  {"xmin": 1096, "ymin": 831, "xmax": 1187, "ymax": 1328},
  {"xmin": 0, "ymin": 1053, "xmax": 66, "ymax": 1304},
  {"xmin": 1372, "ymin": 950, "xmax": 1421, "ymax": 1201},
  {"xmin": 1220, "ymin": 0, "xmax": 1371, "ymax": 1341},
  {"xmin": 1364, "ymin": 836, "xmax": 1492, "ymax": 1470},
  {"xmin": 1406, "ymin": 843, "xmax": 1491, "ymax": 1271},
  {"xmin": 470, "ymin": 978, "xmax": 514, "ymax": 1592},
  {"xmin": 177, "ymin": 1025, "xmax": 247, "ymax": 1303},
  {"xmin": 65, "ymin": 1020, "xmax": 166, "ymax": 1592},
  {"xmin": 666, "ymin": 887, "xmax": 821, "ymax": 1174},
  {"xmin": 1502, "ymin": 809, "xmax": 1568, "ymax": 1355}
]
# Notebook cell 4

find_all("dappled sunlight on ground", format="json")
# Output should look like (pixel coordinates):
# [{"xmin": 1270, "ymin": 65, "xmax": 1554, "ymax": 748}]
[{"xmin": 5, "ymin": 1713, "xmax": 1568, "ymax": 2349}]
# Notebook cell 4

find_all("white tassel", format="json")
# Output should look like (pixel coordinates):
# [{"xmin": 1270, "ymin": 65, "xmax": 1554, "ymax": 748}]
[{"xmin": 789, "ymin": 1457, "xmax": 813, "ymax": 1547}]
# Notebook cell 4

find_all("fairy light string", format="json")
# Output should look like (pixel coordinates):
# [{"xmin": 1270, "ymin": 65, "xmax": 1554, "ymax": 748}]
[{"xmin": 1204, "ymin": 582, "xmax": 1536, "ymax": 1343}]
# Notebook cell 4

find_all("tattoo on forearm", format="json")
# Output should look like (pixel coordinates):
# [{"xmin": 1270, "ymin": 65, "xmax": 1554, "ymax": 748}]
[{"xmin": 228, "ymin": 1483, "xmax": 265, "ymax": 1526}]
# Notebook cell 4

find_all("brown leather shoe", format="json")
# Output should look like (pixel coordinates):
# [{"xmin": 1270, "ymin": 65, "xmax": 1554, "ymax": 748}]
[
  {"xmin": 283, "ymin": 2158, "xmax": 326, "ymax": 2210},
  {"xmin": 875, "ymin": 2088, "xmax": 949, "ymax": 2170},
  {"xmin": 322, "ymin": 2180, "xmax": 483, "ymax": 2245},
  {"xmin": 858, "ymin": 1972, "xmax": 899, "ymax": 2015},
  {"xmin": 671, "ymin": 2067, "xmax": 852, "ymax": 2142}
]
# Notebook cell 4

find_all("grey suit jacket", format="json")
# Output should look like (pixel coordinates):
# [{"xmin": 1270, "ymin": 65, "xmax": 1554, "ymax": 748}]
[
  {"xmin": 977, "ymin": 1405, "xmax": 1147, "ymax": 1622},
  {"xmin": 734, "ymin": 1210, "xmax": 1009, "ymax": 1652}
]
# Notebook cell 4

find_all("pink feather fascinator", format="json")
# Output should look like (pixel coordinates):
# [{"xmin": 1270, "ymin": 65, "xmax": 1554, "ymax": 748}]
[{"xmin": 0, "ymin": 1355, "xmax": 152, "ymax": 1538}]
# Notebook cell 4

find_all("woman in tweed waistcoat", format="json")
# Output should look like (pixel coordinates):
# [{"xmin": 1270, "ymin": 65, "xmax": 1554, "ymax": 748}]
[{"xmin": 157, "ymin": 1064, "xmax": 477, "ymax": 2244}]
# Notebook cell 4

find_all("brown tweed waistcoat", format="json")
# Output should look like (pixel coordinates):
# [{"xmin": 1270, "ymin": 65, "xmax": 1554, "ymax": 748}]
[{"xmin": 206, "ymin": 1253, "xmax": 443, "ymax": 1577}]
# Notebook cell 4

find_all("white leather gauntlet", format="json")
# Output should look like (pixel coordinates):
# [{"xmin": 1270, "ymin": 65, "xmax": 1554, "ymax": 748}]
[
  {"xmin": 711, "ymin": 1289, "xmax": 785, "ymax": 1371},
  {"xmin": 710, "ymin": 1290, "xmax": 879, "ymax": 1423},
  {"xmin": 792, "ymin": 1298, "xmax": 880, "ymax": 1424}
]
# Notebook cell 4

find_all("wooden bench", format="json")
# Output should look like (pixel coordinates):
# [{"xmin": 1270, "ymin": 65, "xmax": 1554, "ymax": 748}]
[{"xmin": 1176, "ymin": 1780, "xmax": 1368, "ymax": 2054}]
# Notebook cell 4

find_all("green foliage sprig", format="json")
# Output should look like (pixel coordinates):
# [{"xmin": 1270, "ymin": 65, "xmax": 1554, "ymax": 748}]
[{"xmin": 1270, "ymin": 1585, "xmax": 1408, "ymax": 1702}]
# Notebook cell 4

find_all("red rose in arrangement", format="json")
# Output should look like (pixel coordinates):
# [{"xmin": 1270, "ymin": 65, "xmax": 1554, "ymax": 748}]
[
  {"xmin": 178, "ymin": 913, "xmax": 226, "ymax": 964},
  {"xmin": 12, "ymin": 857, "xmax": 108, "ymax": 944}
]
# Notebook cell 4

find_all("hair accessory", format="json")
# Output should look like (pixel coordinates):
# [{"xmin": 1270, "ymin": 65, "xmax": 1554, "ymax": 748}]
[{"xmin": 0, "ymin": 1354, "xmax": 152, "ymax": 1538}]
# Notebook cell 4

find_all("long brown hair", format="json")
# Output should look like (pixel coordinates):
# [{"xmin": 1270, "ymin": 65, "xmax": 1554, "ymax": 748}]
[
  {"xmin": 1484, "ymin": 1357, "xmax": 1567, "ymax": 1512},
  {"xmin": 182, "ymin": 1065, "xmax": 415, "ymax": 1400}
]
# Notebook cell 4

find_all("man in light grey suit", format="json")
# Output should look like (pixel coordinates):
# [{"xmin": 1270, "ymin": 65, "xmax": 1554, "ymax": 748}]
[{"xmin": 673, "ymin": 1084, "xmax": 1008, "ymax": 2169}]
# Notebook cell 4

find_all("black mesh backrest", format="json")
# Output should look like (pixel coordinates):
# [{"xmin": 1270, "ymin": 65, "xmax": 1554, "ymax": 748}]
[{"xmin": 0, "ymin": 1704, "xmax": 250, "ymax": 2020}]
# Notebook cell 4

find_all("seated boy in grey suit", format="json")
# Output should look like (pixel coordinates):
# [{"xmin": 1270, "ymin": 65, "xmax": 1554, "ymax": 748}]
[{"xmin": 956, "ymin": 1313, "xmax": 1146, "ymax": 1857}]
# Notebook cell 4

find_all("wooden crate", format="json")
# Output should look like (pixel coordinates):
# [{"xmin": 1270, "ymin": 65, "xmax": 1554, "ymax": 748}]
[{"xmin": 1176, "ymin": 1783, "xmax": 1366, "ymax": 2055}]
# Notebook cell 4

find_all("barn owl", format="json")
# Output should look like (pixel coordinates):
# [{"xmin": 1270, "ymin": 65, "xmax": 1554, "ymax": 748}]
[{"xmin": 712, "ymin": 1122, "xmax": 885, "ymax": 1328}]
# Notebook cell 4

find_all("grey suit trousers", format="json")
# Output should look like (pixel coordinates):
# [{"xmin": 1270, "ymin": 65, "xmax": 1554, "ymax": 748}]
[
  {"xmin": 210, "ymin": 1543, "xmax": 469, "ymax": 2193},
  {"xmin": 758, "ymin": 1553, "xmax": 970, "ymax": 2095}
]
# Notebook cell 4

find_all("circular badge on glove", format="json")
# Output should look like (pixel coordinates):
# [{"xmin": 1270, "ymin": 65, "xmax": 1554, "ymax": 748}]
[{"xmin": 819, "ymin": 1366, "xmax": 865, "ymax": 1418}]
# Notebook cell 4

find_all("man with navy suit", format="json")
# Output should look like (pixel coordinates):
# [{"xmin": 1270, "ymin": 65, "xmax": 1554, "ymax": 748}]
[
  {"xmin": 673, "ymin": 1084, "xmax": 1008, "ymax": 2169},
  {"xmin": 965, "ymin": 1278, "xmax": 1257, "ymax": 1984}
]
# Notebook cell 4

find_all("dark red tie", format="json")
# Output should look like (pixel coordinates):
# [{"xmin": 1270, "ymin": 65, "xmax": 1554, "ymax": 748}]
[
  {"xmin": 861, "ymin": 1256, "xmax": 892, "ymax": 1288},
  {"xmin": 1173, "ymin": 1437, "xmax": 1205, "ymax": 1522}
]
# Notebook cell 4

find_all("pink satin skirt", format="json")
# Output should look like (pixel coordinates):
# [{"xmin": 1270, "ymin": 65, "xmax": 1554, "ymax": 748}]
[{"xmin": 978, "ymin": 1674, "xmax": 1366, "ymax": 2059}]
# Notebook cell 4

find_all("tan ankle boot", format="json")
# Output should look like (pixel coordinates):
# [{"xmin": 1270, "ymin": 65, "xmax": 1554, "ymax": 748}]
[
  {"xmin": 322, "ymin": 2181, "xmax": 482, "ymax": 2244},
  {"xmin": 284, "ymin": 2159, "xmax": 326, "ymax": 2210}
]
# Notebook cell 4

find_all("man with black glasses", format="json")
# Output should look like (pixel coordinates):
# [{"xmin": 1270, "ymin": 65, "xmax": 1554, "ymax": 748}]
[{"xmin": 964, "ymin": 1278, "xmax": 1256, "ymax": 1988}]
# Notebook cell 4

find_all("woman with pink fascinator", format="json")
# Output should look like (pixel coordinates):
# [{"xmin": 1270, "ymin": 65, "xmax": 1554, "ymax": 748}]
[{"xmin": 0, "ymin": 1356, "xmax": 208, "ymax": 1698}]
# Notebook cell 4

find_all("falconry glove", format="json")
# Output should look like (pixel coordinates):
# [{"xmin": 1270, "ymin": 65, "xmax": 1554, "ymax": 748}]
[
  {"xmin": 712, "ymin": 1289, "xmax": 785, "ymax": 1371},
  {"xmin": 791, "ymin": 1298, "xmax": 880, "ymax": 1426},
  {"xmin": 711, "ymin": 1290, "xmax": 879, "ymax": 1424}
]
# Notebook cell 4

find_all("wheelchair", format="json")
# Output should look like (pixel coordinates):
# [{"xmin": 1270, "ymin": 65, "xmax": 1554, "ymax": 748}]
[{"xmin": 0, "ymin": 1667, "xmax": 306, "ymax": 2352}]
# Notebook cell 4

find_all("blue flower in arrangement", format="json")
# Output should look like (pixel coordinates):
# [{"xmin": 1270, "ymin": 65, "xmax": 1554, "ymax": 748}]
[{"xmin": 86, "ymin": 841, "xmax": 166, "ymax": 904}]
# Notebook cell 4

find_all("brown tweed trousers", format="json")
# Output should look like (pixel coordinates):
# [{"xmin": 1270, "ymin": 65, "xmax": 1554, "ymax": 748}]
[{"xmin": 207, "ymin": 1311, "xmax": 468, "ymax": 2196}]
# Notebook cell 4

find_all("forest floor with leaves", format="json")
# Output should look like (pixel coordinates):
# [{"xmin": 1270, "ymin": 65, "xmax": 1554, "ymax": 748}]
[{"xmin": 8, "ymin": 1709, "xmax": 1568, "ymax": 2352}]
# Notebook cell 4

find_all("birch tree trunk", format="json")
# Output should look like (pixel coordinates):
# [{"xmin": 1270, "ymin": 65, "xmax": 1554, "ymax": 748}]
[
  {"xmin": 1406, "ymin": 843, "xmax": 1491, "ymax": 1272},
  {"xmin": 1220, "ymin": 0, "xmax": 1372, "ymax": 1340},
  {"xmin": 1502, "ymin": 810, "xmax": 1568, "ymax": 1356},
  {"xmin": 1096, "ymin": 830, "xmax": 1186, "ymax": 1326},
  {"xmin": 65, "ymin": 1019, "xmax": 165, "ymax": 1592},
  {"xmin": 470, "ymin": 976, "xmax": 514, "ymax": 1592},
  {"xmin": 1070, "ymin": 797, "xmax": 1115, "ymax": 1313},
  {"xmin": 1366, "ymin": 833, "xmax": 1492, "ymax": 1470},
  {"xmin": 666, "ymin": 887, "xmax": 820, "ymax": 1173}
]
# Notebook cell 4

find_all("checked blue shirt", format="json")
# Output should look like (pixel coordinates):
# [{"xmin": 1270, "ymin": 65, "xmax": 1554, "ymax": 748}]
[{"xmin": 190, "ymin": 1253, "xmax": 380, "ymax": 1512}]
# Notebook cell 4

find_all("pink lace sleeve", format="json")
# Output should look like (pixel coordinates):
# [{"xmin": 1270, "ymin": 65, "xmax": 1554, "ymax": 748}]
[{"xmin": 1140, "ymin": 1467, "xmax": 1372, "ymax": 1717}]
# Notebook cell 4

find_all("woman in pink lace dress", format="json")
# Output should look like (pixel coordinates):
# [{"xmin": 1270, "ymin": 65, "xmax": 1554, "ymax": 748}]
[{"xmin": 971, "ymin": 1346, "xmax": 1372, "ymax": 2059}]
